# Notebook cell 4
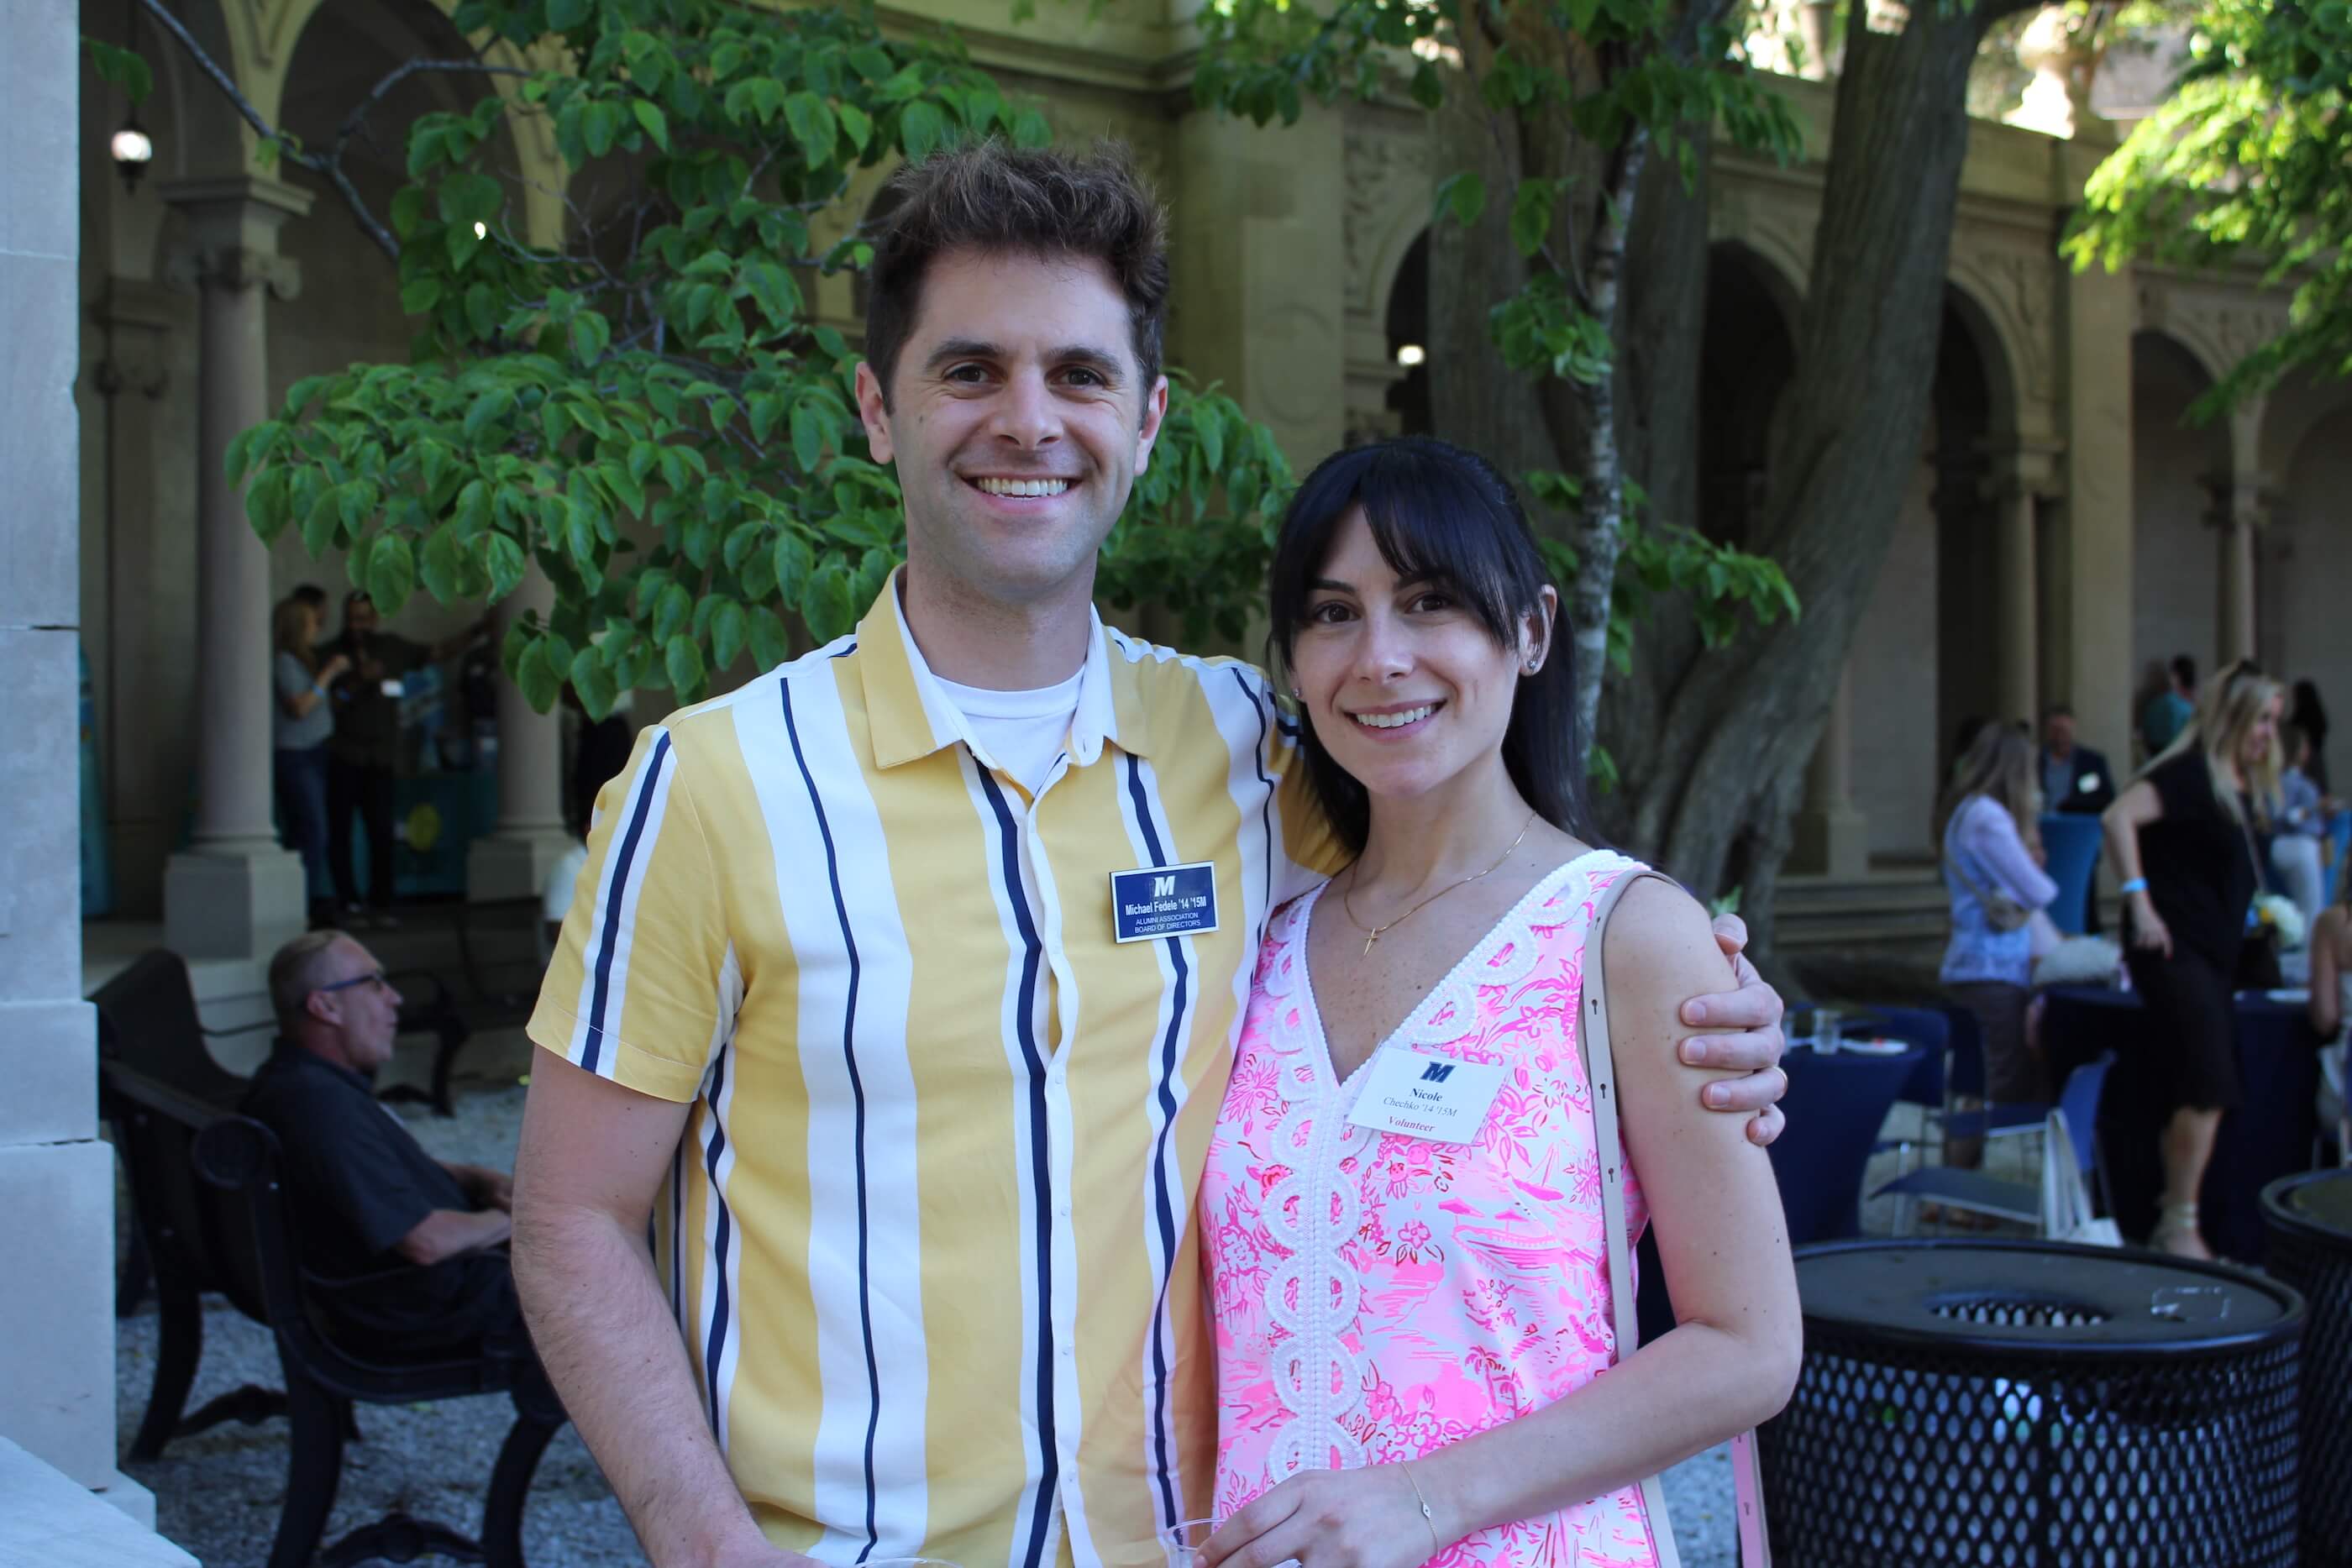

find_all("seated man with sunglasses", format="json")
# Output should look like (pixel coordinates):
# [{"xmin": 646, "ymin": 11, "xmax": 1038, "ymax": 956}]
[{"xmin": 242, "ymin": 931, "xmax": 522, "ymax": 1357}]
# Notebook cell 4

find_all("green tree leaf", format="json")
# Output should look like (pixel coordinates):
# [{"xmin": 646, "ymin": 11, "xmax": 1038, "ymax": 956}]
[
  {"xmin": 631, "ymin": 98, "xmax": 670, "ymax": 152},
  {"xmin": 365, "ymin": 533, "xmax": 416, "ymax": 615}
]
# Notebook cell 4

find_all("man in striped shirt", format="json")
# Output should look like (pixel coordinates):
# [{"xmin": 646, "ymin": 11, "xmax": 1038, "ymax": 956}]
[{"xmin": 511, "ymin": 143, "xmax": 1792, "ymax": 1568}]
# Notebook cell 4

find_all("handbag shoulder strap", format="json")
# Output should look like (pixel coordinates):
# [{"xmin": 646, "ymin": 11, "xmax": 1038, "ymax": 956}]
[
  {"xmin": 1577, "ymin": 865, "xmax": 1772, "ymax": 1568},
  {"xmin": 1942, "ymin": 800, "xmax": 2001, "ymax": 908}
]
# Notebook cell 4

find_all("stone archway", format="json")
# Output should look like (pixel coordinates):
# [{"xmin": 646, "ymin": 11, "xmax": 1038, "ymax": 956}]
[{"xmin": 1697, "ymin": 240, "xmax": 1801, "ymax": 548}]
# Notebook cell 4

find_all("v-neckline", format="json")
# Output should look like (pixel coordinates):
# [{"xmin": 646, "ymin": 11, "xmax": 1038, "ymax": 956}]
[{"xmin": 1295, "ymin": 848, "xmax": 1612, "ymax": 1096}]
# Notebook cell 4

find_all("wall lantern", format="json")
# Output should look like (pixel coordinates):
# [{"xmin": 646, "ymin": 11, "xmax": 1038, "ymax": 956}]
[
  {"xmin": 112, "ymin": 111, "xmax": 155, "ymax": 192},
  {"xmin": 1395, "ymin": 343, "xmax": 1427, "ymax": 368}
]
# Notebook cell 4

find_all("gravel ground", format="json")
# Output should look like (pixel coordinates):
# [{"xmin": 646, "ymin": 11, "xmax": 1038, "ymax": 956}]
[{"xmin": 120, "ymin": 1065, "xmax": 1742, "ymax": 1567}]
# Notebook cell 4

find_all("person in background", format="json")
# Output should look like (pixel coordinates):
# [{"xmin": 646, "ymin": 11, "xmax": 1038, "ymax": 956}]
[
  {"xmin": 291, "ymin": 581, "xmax": 329, "ymax": 621},
  {"xmin": 2307, "ymin": 868, "xmax": 2350, "ymax": 1164},
  {"xmin": 2040, "ymin": 705, "xmax": 2115, "ymax": 817},
  {"xmin": 2140, "ymin": 653, "xmax": 2197, "ymax": 758},
  {"xmin": 2040, "ymin": 704, "xmax": 2115, "ymax": 933},
  {"xmin": 2292, "ymin": 678, "xmax": 2331, "ymax": 794},
  {"xmin": 271, "ymin": 595, "xmax": 349, "ymax": 927},
  {"xmin": 2272, "ymin": 724, "xmax": 2339, "ymax": 931},
  {"xmin": 318, "ymin": 591, "xmax": 487, "ymax": 928},
  {"xmin": 1937, "ymin": 722, "xmax": 2059, "ymax": 1171},
  {"xmin": 245, "ymin": 931, "xmax": 534, "ymax": 1360},
  {"xmin": 2103, "ymin": 660, "xmax": 2284, "ymax": 1258}
]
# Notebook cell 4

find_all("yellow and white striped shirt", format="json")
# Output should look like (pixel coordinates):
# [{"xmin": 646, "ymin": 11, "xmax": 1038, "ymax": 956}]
[{"xmin": 529, "ymin": 579, "xmax": 1338, "ymax": 1568}]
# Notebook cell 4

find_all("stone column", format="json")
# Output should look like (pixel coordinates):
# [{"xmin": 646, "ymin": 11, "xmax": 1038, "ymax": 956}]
[
  {"xmin": 0, "ymin": 0, "xmax": 170, "ymax": 1531},
  {"xmin": 466, "ymin": 567, "xmax": 574, "ymax": 901},
  {"xmin": 158, "ymin": 176, "xmax": 313, "ymax": 960},
  {"xmin": 1788, "ymin": 668, "xmax": 1870, "ymax": 878},
  {"xmin": 2052, "ymin": 157, "xmax": 2134, "ymax": 768},
  {"xmin": 1985, "ymin": 447, "xmax": 2056, "ymax": 727},
  {"xmin": 2217, "ymin": 479, "xmax": 2262, "ymax": 666}
]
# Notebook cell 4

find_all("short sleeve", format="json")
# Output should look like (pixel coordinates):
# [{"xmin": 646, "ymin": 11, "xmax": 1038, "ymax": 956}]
[
  {"xmin": 274, "ymin": 652, "xmax": 313, "ymax": 699},
  {"xmin": 527, "ymin": 723, "xmax": 728, "ymax": 1102}
]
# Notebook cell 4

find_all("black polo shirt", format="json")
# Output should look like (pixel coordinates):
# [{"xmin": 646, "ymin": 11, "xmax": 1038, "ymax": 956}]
[{"xmin": 239, "ymin": 1045, "xmax": 512, "ymax": 1352}]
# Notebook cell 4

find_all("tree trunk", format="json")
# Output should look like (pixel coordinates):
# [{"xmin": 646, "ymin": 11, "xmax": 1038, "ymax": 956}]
[
  {"xmin": 1617, "ymin": 0, "xmax": 2019, "ymax": 969},
  {"xmin": 1598, "ymin": 128, "xmax": 1714, "ymax": 838},
  {"xmin": 1429, "ymin": 81, "xmax": 1561, "ymax": 506},
  {"xmin": 1560, "ymin": 137, "xmax": 1649, "ymax": 766}
]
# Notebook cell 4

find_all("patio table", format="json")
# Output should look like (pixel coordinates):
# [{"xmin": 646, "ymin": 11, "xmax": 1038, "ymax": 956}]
[
  {"xmin": 2263, "ymin": 1168, "xmax": 2352, "ymax": 1566},
  {"xmin": 1758, "ymin": 1239, "xmax": 2303, "ymax": 1566},
  {"xmin": 2043, "ymin": 984, "xmax": 2321, "ymax": 1261}
]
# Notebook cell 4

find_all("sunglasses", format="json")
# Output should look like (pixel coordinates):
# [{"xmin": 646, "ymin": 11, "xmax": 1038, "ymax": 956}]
[{"xmin": 315, "ymin": 968, "xmax": 391, "ymax": 996}]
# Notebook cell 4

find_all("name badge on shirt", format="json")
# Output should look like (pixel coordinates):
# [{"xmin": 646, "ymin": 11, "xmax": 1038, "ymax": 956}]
[
  {"xmin": 1110, "ymin": 861, "xmax": 1220, "ymax": 943},
  {"xmin": 1346, "ymin": 1047, "xmax": 1508, "ymax": 1144}
]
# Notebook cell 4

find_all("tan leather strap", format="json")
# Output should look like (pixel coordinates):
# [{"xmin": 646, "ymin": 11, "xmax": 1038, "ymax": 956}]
[{"xmin": 1578, "ymin": 868, "xmax": 1772, "ymax": 1568}]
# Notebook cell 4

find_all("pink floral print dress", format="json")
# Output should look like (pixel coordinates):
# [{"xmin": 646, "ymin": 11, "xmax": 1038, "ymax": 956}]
[{"xmin": 1199, "ymin": 851, "xmax": 1660, "ymax": 1568}]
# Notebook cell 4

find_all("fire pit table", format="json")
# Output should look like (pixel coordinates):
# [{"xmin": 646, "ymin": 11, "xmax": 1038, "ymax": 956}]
[
  {"xmin": 1757, "ymin": 1239, "xmax": 2303, "ymax": 1565},
  {"xmin": 2264, "ymin": 1168, "xmax": 2352, "ymax": 1567}
]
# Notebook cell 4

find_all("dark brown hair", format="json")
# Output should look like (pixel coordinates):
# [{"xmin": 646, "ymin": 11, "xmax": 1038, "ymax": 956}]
[{"xmin": 862, "ymin": 139, "xmax": 1169, "ymax": 408}]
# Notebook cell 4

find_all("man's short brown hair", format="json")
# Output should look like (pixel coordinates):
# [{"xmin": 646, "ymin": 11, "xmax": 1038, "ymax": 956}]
[{"xmin": 862, "ymin": 140, "xmax": 1169, "ymax": 408}]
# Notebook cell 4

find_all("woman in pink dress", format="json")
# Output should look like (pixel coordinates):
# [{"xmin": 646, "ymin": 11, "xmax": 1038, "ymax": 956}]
[{"xmin": 1197, "ymin": 439, "xmax": 1801, "ymax": 1568}]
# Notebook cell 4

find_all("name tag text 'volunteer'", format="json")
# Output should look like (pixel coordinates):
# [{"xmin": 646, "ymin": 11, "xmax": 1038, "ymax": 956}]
[
  {"xmin": 1346, "ymin": 1046, "xmax": 1507, "ymax": 1144},
  {"xmin": 1110, "ymin": 861, "xmax": 1221, "ymax": 944}
]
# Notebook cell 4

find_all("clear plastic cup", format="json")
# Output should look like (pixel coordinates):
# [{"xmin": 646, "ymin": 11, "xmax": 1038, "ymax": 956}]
[
  {"xmin": 1158, "ymin": 1518, "xmax": 1218, "ymax": 1568},
  {"xmin": 1812, "ymin": 1008, "xmax": 1843, "ymax": 1051}
]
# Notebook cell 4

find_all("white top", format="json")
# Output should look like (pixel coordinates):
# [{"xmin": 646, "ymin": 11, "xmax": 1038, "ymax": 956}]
[{"xmin": 932, "ymin": 668, "xmax": 1084, "ymax": 798}]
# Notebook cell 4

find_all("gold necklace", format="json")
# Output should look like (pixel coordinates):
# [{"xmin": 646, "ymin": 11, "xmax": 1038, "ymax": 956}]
[{"xmin": 1341, "ymin": 811, "xmax": 1539, "ymax": 957}]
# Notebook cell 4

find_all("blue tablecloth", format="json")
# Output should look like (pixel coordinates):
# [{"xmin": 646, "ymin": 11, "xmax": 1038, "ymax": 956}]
[
  {"xmin": 1770, "ymin": 1042, "xmax": 1929, "ymax": 1246},
  {"xmin": 2044, "ymin": 985, "xmax": 2323, "ymax": 1263}
]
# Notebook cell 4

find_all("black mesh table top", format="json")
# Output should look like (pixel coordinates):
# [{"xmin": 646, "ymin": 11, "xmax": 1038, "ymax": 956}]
[
  {"xmin": 2264, "ymin": 1169, "xmax": 2352, "ymax": 1568},
  {"xmin": 1759, "ymin": 1239, "xmax": 2306, "ymax": 1566},
  {"xmin": 1792, "ymin": 1237, "xmax": 2299, "ymax": 1358},
  {"xmin": 2265, "ymin": 1165, "xmax": 2352, "ymax": 1240}
]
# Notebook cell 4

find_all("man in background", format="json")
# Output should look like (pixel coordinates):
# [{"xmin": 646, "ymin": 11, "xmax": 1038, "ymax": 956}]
[
  {"xmin": 244, "ymin": 931, "xmax": 523, "ymax": 1357},
  {"xmin": 2140, "ymin": 654, "xmax": 2197, "ymax": 758},
  {"xmin": 318, "ymin": 591, "xmax": 487, "ymax": 927}
]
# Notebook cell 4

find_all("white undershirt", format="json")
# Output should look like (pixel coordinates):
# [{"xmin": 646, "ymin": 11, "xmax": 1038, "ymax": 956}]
[{"xmin": 933, "ymin": 669, "xmax": 1084, "ymax": 798}]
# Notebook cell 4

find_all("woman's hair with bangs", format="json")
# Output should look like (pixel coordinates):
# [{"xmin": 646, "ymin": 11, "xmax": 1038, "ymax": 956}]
[{"xmin": 1268, "ymin": 436, "xmax": 1598, "ymax": 857}]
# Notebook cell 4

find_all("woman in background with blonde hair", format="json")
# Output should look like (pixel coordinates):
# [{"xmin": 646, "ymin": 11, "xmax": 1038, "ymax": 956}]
[
  {"xmin": 1935, "ymin": 722, "xmax": 2058, "ymax": 1170},
  {"xmin": 2102, "ymin": 660, "xmax": 2286, "ymax": 1256}
]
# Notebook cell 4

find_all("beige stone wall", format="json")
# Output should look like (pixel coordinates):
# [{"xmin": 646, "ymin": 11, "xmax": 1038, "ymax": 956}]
[{"xmin": 72, "ymin": 0, "xmax": 2352, "ymax": 921}]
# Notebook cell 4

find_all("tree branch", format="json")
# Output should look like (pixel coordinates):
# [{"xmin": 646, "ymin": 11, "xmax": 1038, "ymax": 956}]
[{"xmin": 137, "ymin": 0, "xmax": 531, "ymax": 266}]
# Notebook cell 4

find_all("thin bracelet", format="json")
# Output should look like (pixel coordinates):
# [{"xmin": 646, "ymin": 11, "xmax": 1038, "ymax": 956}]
[
  {"xmin": 2119, "ymin": 877, "xmax": 2148, "ymax": 895},
  {"xmin": 1399, "ymin": 1462, "xmax": 1441, "ymax": 1554}
]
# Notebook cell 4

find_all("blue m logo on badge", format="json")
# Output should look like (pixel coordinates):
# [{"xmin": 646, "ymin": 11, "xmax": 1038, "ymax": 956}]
[
  {"xmin": 1419, "ymin": 1062, "xmax": 1455, "ymax": 1083},
  {"xmin": 1152, "ymin": 874, "xmax": 1176, "ymax": 897}
]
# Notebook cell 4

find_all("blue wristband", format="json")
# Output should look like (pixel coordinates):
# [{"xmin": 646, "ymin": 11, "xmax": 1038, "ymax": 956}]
[{"xmin": 2119, "ymin": 878, "xmax": 2148, "ymax": 895}]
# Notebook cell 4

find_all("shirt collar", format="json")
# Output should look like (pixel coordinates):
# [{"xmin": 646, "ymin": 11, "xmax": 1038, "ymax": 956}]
[
  {"xmin": 269, "ymin": 1040, "xmax": 375, "ymax": 1094},
  {"xmin": 857, "ymin": 571, "xmax": 1155, "ymax": 771}
]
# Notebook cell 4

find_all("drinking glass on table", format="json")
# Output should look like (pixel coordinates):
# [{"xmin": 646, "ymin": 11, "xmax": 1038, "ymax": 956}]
[{"xmin": 1812, "ymin": 1009, "xmax": 1844, "ymax": 1051}]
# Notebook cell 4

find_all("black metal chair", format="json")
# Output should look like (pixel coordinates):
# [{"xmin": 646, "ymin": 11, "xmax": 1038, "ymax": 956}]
[
  {"xmin": 92, "ymin": 948, "xmax": 270, "ymax": 1108},
  {"xmin": 107, "ymin": 1059, "xmax": 566, "ymax": 1568},
  {"xmin": 100, "ymin": 1060, "xmax": 291, "ymax": 1461}
]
